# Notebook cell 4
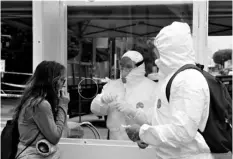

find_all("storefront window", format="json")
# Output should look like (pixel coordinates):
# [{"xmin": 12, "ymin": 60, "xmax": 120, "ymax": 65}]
[
  {"xmin": 67, "ymin": 2, "xmax": 193, "ymax": 125},
  {"xmin": 207, "ymin": 1, "xmax": 232, "ymax": 75},
  {"xmin": 1, "ymin": 1, "xmax": 32, "ymax": 98},
  {"xmin": 207, "ymin": 1, "xmax": 232, "ymax": 96},
  {"xmin": 67, "ymin": 3, "xmax": 193, "ymax": 82}
]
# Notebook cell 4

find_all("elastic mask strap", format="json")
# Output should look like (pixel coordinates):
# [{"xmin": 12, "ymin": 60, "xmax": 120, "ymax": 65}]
[{"xmin": 135, "ymin": 60, "xmax": 144, "ymax": 67}]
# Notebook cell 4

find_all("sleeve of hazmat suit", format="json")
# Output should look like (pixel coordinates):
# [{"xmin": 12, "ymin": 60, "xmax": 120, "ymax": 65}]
[
  {"xmin": 90, "ymin": 82, "xmax": 111, "ymax": 116},
  {"xmin": 139, "ymin": 70, "xmax": 209, "ymax": 148}
]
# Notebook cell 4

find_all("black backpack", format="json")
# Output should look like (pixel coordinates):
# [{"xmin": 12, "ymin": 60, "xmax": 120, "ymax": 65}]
[
  {"xmin": 1, "ymin": 119, "xmax": 40, "ymax": 159},
  {"xmin": 1, "ymin": 119, "xmax": 20, "ymax": 159},
  {"xmin": 166, "ymin": 64, "xmax": 232, "ymax": 153}
]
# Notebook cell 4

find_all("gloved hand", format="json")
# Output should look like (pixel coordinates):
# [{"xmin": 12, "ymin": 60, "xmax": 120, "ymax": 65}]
[
  {"xmin": 147, "ymin": 72, "xmax": 159, "ymax": 81},
  {"xmin": 124, "ymin": 124, "xmax": 141, "ymax": 142},
  {"xmin": 101, "ymin": 93, "xmax": 117, "ymax": 104},
  {"xmin": 115, "ymin": 100, "xmax": 137, "ymax": 118},
  {"xmin": 69, "ymin": 125, "xmax": 84, "ymax": 138}
]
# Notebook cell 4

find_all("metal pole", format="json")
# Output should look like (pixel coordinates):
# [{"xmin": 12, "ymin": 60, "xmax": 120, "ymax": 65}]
[
  {"xmin": 92, "ymin": 38, "xmax": 96, "ymax": 80},
  {"xmin": 78, "ymin": 40, "xmax": 83, "ymax": 123},
  {"xmin": 109, "ymin": 40, "xmax": 113, "ymax": 78},
  {"xmin": 71, "ymin": 63, "xmax": 76, "ymax": 85}
]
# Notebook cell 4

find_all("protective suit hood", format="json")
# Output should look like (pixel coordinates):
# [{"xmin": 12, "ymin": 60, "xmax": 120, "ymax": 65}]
[
  {"xmin": 154, "ymin": 22, "xmax": 196, "ymax": 76},
  {"xmin": 121, "ymin": 51, "xmax": 146, "ymax": 86}
]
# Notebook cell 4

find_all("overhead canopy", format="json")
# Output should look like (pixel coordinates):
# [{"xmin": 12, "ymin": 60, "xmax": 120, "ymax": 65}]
[
  {"xmin": 68, "ymin": 4, "xmax": 193, "ymax": 37},
  {"xmin": 208, "ymin": 1, "xmax": 232, "ymax": 36},
  {"xmin": 67, "ymin": 0, "xmax": 232, "ymax": 37},
  {"xmin": 1, "ymin": 1, "xmax": 32, "ymax": 29},
  {"xmin": 1, "ymin": 0, "xmax": 232, "ymax": 37}
]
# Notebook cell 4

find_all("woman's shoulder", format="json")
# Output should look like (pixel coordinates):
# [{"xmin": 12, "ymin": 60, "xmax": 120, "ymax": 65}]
[{"xmin": 37, "ymin": 99, "xmax": 52, "ymax": 112}]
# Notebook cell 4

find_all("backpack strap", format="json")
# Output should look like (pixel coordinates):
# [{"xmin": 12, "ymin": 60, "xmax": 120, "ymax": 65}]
[
  {"xmin": 166, "ymin": 64, "xmax": 203, "ymax": 102},
  {"xmin": 15, "ymin": 131, "xmax": 40, "ymax": 159}
]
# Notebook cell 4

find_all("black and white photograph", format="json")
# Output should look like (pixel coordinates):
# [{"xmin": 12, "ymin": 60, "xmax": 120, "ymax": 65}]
[{"xmin": 1, "ymin": 0, "xmax": 232, "ymax": 159}]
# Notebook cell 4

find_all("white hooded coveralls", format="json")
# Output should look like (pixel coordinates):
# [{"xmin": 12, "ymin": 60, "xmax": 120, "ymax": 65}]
[
  {"xmin": 139, "ymin": 22, "xmax": 214, "ymax": 159},
  {"xmin": 91, "ymin": 51, "xmax": 158, "ymax": 140}
]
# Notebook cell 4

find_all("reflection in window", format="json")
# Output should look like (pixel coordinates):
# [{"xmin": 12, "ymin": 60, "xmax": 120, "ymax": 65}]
[
  {"xmin": 207, "ymin": 1, "xmax": 232, "ymax": 97},
  {"xmin": 1, "ymin": 1, "xmax": 32, "ymax": 98},
  {"xmin": 67, "ymin": 3, "xmax": 193, "ymax": 139},
  {"xmin": 67, "ymin": 3, "xmax": 193, "ymax": 84}
]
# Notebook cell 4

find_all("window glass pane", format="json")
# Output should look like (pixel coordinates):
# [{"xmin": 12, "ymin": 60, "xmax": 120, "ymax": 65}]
[
  {"xmin": 207, "ymin": 0, "xmax": 232, "ymax": 96},
  {"xmin": 1, "ymin": 1, "xmax": 32, "ymax": 99},
  {"xmin": 67, "ymin": 2, "xmax": 193, "ymax": 139}
]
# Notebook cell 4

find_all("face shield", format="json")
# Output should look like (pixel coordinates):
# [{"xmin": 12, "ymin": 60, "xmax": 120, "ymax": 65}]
[
  {"xmin": 149, "ymin": 37, "xmax": 168, "ymax": 77},
  {"xmin": 119, "ymin": 51, "xmax": 145, "ymax": 83},
  {"xmin": 119, "ymin": 56, "xmax": 135, "ymax": 79},
  {"xmin": 145, "ymin": 38, "xmax": 162, "ymax": 80},
  {"xmin": 153, "ymin": 45, "xmax": 163, "ymax": 70}
]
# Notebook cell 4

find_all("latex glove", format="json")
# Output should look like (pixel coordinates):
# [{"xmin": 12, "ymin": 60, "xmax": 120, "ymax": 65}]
[
  {"xmin": 124, "ymin": 124, "xmax": 141, "ymax": 142},
  {"xmin": 101, "ymin": 93, "xmax": 117, "ymax": 104},
  {"xmin": 115, "ymin": 101, "xmax": 136, "ymax": 118},
  {"xmin": 136, "ymin": 141, "xmax": 149, "ymax": 149},
  {"xmin": 147, "ymin": 72, "xmax": 159, "ymax": 81}
]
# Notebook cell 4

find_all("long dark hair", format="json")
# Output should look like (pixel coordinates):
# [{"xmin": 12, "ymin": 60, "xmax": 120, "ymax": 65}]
[{"xmin": 13, "ymin": 61, "xmax": 66, "ymax": 120}]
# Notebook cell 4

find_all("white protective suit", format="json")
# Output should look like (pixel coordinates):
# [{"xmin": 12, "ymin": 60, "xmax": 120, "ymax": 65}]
[
  {"xmin": 139, "ymin": 22, "xmax": 213, "ymax": 159},
  {"xmin": 91, "ymin": 51, "xmax": 158, "ymax": 140}
]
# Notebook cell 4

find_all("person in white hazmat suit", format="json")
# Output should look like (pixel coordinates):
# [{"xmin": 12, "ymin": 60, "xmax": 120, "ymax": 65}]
[
  {"xmin": 91, "ymin": 50, "xmax": 158, "ymax": 140},
  {"xmin": 125, "ymin": 22, "xmax": 214, "ymax": 159}
]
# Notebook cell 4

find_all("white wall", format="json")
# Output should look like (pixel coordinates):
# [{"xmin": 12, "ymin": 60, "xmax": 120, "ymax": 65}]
[
  {"xmin": 58, "ymin": 138, "xmax": 156, "ymax": 159},
  {"xmin": 33, "ymin": 1, "xmax": 67, "ymax": 71},
  {"xmin": 58, "ymin": 138, "xmax": 232, "ymax": 159}
]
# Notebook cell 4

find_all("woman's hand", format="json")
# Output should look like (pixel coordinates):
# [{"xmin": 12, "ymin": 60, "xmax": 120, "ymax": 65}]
[{"xmin": 58, "ymin": 90, "xmax": 70, "ymax": 107}]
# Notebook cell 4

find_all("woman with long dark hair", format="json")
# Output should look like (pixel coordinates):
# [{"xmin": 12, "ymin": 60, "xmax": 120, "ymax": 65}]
[{"xmin": 14, "ymin": 61, "xmax": 69, "ymax": 159}]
